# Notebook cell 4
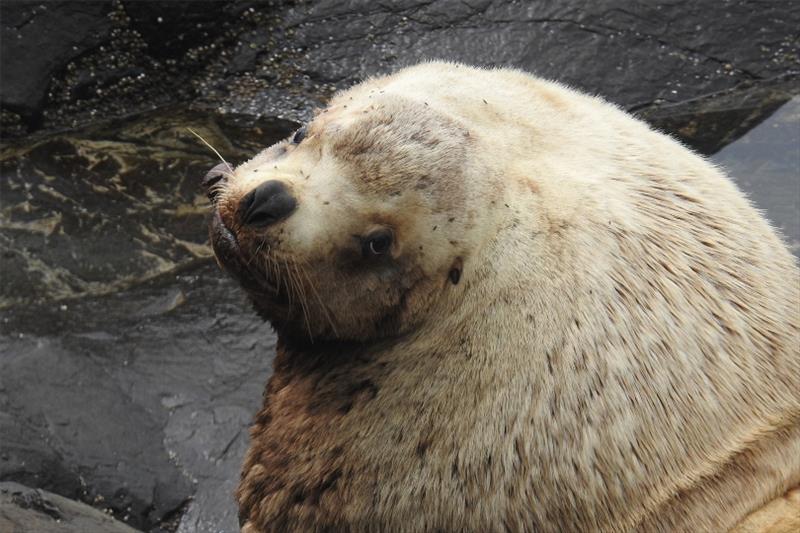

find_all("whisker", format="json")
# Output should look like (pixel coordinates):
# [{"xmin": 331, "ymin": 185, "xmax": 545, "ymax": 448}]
[
  {"xmin": 263, "ymin": 254, "xmax": 273, "ymax": 286},
  {"xmin": 282, "ymin": 259, "xmax": 294, "ymax": 310},
  {"xmin": 187, "ymin": 127, "xmax": 234, "ymax": 175},
  {"xmin": 273, "ymin": 252, "xmax": 282, "ymax": 295},
  {"xmin": 247, "ymin": 239, "xmax": 266, "ymax": 268},
  {"xmin": 269, "ymin": 255, "xmax": 279, "ymax": 291},
  {"xmin": 299, "ymin": 260, "xmax": 338, "ymax": 337},
  {"xmin": 248, "ymin": 242, "xmax": 324, "ymax": 343},
  {"xmin": 291, "ymin": 261, "xmax": 309, "ymax": 309},
  {"xmin": 288, "ymin": 260, "xmax": 313, "ymax": 342},
  {"xmin": 208, "ymin": 181, "xmax": 234, "ymax": 199},
  {"xmin": 294, "ymin": 264, "xmax": 313, "ymax": 326}
]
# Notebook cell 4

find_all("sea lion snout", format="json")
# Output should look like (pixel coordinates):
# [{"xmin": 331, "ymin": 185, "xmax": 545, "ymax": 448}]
[{"xmin": 239, "ymin": 179, "xmax": 297, "ymax": 228}]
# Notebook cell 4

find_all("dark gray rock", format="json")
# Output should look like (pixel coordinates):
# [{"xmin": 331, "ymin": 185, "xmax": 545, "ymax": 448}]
[
  {"xmin": 0, "ymin": 103, "xmax": 292, "ymax": 531},
  {"xmin": 0, "ymin": 337, "xmax": 193, "ymax": 528},
  {"xmin": 712, "ymin": 97, "xmax": 800, "ymax": 254},
  {"xmin": 0, "ymin": 109, "xmax": 294, "ymax": 308},
  {"xmin": 0, "ymin": 0, "xmax": 287, "ymax": 137},
  {"xmin": 0, "ymin": 262, "xmax": 275, "ymax": 532},
  {"xmin": 2, "ymin": 0, "xmax": 798, "ymax": 148},
  {"xmin": 0, "ymin": 482, "xmax": 141, "ymax": 533},
  {"xmin": 0, "ymin": 1, "xmax": 113, "ymax": 124},
  {"xmin": 284, "ymin": 0, "xmax": 798, "ymax": 104},
  {"xmin": 124, "ymin": 2, "xmax": 235, "ymax": 61},
  {"xmin": 640, "ymin": 76, "xmax": 799, "ymax": 154},
  {"xmin": 0, "ymin": 2, "xmax": 798, "ymax": 532}
]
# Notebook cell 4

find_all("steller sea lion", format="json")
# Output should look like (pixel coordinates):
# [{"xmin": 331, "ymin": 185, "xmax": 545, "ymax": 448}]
[{"xmin": 203, "ymin": 62, "xmax": 800, "ymax": 532}]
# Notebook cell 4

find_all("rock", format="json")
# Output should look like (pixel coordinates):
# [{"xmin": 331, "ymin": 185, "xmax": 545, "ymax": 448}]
[
  {"xmin": 0, "ymin": 262, "xmax": 275, "ymax": 531},
  {"xmin": 711, "ymin": 96, "xmax": 800, "ymax": 254},
  {"xmin": 285, "ymin": 0, "xmax": 798, "ymax": 105},
  {"xmin": 0, "ymin": 109, "xmax": 294, "ymax": 308},
  {"xmin": 0, "ymin": 335, "xmax": 194, "ymax": 529},
  {"xmin": 640, "ymin": 76, "xmax": 799, "ymax": 154},
  {"xmin": 0, "ymin": 1, "xmax": 798, "ymax": 532},
  {"xmin": 1, "ymin": 1, "xmax": 797, "ymax": 148},
  {"xmin": 0, "ymin": 107, "xmax": 292, "ymax": 531},
  {"xmin": 0, "ymin": 1, "xmax": 113, "ymax": 126},
  {"xmin": 124, "ymin": 2, "xmax": 235, "ymax": 61},
  {"xmin": 0, "ymin": 482, "xmax": 141, "ymax": 533}
]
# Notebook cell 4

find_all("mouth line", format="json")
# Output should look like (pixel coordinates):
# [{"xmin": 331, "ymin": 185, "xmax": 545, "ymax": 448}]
[{"xmin": 210, "ymin": 211, "xmax": 284, "ymax": 297}]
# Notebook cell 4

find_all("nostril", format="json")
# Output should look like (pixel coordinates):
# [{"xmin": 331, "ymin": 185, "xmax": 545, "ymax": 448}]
[
  {"xmin": 240, "ymin": 180, "xmax": 297, "ymax": 227},
  {"xmin": 202, "ymin": 163, "xmax": 231, "ymax": 201}
]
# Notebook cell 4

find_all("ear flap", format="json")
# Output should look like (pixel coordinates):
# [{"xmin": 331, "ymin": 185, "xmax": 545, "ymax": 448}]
[{"xmin": 449, "ymin": 257, "xmax": 463, "ymax": 285}]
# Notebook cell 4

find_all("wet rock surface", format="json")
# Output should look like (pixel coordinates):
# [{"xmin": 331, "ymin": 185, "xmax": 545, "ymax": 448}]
[
  {"xmin": 1, "ymin": 263, "xmax": 274, "ymax": 532},
  {"xmin": 2, "ymin": 1, "xmax": 798, "ymax": 140},
  {"xmin": 0, "ymin": 109, "xmax": 293, "ymax": 307},
  {"xmin": 1, "ymin": 1, "xmax": 799, "ymax": 532},
  {"xmin": 711, "ymin": 96, "xmax": 800, "ymax": 253},
  {"xmin": 1, "ymin": 482, "xmax": 141, "ymax": 532}
]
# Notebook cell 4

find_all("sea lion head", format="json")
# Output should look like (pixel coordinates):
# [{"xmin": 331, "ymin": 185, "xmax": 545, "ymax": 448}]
[{"xmin": 204, "ymin": 89, "xmax": 488, "ymax": 344}]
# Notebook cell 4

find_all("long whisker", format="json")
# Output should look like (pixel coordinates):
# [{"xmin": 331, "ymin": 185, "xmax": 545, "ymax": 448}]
[
  {"xmin": 287, "ymin": 260, "xmax": 313, "ymax": 342},
  {"xmin": 291, "ymin": 261, "xmax": 309, "ymax": 310},
  {"xmin": 299, "ymin": 260, "xmax": 338, "ymax": 337},
  {"xmin": 268, "ymin": 251, "xmax": 279, "ymax": 293},
  {"xmin": 282, "ymin": 259, "xmax": 294, "ymax": 310},
  {"xmin": 250, "ymin": 243, "xmax": 322, "ymax": 343},
  {"xmin": 273, "ymin": 252, "xmax": 283, "ymax": 295},
  {"xmin": 247, "ymin": 239, "xmax": 267, "ymax": 268},
  {"xmin": 262, "ymin": 244, "xmax": 273, "ymax": 280},
  {"xmin": 293, "ymin": 262, "xmax": 313, "ymax": 331},
  {"xmin": 295, "ymin": 269, "xmax": 313, "ymax": 342},
  {"xmin": 187, "ymin": 127, "xmax": 234, "ymax": 175},
  {"xmin": 258, "ymin": 243, "xmax": 282, "ymax": 295}
]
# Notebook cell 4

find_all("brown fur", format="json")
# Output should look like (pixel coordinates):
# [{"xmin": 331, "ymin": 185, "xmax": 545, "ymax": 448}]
[{"xmin": 206, "ymin": 62, "xmax": 800, "ymax": 532}]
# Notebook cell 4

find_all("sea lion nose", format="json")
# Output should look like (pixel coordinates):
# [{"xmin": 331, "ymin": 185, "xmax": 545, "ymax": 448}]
[
  {"xmin": 202, "ymin": 163, "xmax": 230, "ymax": 202},
  {"xmin": 240, "ymin": 180, "xmax": 297, "ymax": 227}
]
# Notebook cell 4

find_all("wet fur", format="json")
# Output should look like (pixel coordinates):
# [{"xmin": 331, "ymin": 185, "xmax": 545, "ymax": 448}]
[{"xmin": 212, "ymin": 62, "xmax": 800, "ymax": 532}]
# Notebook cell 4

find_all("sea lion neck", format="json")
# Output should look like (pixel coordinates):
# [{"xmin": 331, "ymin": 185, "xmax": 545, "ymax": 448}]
[
  {"xmin": 274, "ymin": 335, "xmax": 371, "ymax": 372},
  {"xmin": 273, "ymin": 328, "xmax": 418, "ymax": 377}
]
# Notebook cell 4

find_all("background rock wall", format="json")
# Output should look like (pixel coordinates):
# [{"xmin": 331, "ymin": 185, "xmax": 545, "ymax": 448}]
[
  {"xmin": 1, "ymin": 1, "xmax": 798, "ymax": 532},
  {"xmin": 3, "ymin": 1, "xmax": 799, "ymax": 148}
]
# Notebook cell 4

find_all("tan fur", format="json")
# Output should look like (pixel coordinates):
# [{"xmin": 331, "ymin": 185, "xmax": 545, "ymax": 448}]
[
  {"xmin": 732, "ymin": 488, "xmax": 800, "ymax": 532},
  {"xmin": 208, "ymin": 62, "xmax": 800, "ymax": 532}
]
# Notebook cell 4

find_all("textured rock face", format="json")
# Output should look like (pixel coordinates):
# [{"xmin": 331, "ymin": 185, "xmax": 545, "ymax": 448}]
[
  {"xmin": 0, "ymin": 2, "xmax": 113, "ymax": 123},
  {"xmin": 0, "ymin": 482, "xmax": 141, "ymax": 533},
  {"xmin": 2, "ymin": 1, "xmax": 798, "ymax": 145},
  {"xmin": 0, "ymin": 1, "xmax": 798, "ymax": 532},
  {"xmin": 0, "ymin": 261, "xmax": 275, "ymax": 532},
  {"xmin": 711, "ymin": 96, "xmax": 800, "ymax": 254},
  {"xmin": 0, "ymin": 110, "xmax": 293, "ymax": 308}
]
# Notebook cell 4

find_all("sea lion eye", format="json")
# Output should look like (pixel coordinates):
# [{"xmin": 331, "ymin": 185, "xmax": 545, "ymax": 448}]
[
  {"xmin": 363, "ymin": 229, "xmax": 393, "ymax": 256},
  {"xmin": 292, "ymin": 126, "xmax": 307, "ymax": 144}
]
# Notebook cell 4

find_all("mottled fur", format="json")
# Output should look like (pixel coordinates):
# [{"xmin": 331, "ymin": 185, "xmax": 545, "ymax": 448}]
[{"xmin": 209, "ymin": 62, "xmax": 800, "ymax": 532}]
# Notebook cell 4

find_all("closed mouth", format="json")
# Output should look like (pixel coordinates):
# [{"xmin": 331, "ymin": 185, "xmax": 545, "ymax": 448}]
[{"xmin": 209, "ymin": 211, "xmax": 282, "ymax": 297}]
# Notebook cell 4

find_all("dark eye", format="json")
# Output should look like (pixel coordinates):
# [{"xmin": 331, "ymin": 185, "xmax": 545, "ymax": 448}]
[
  {"xmin": 363, "ymin": 229, "xmax": 393, "ymax": 256},
  {"xmin": 292, "ymin": 126, "xmax": 307, "ymax": 144}
]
